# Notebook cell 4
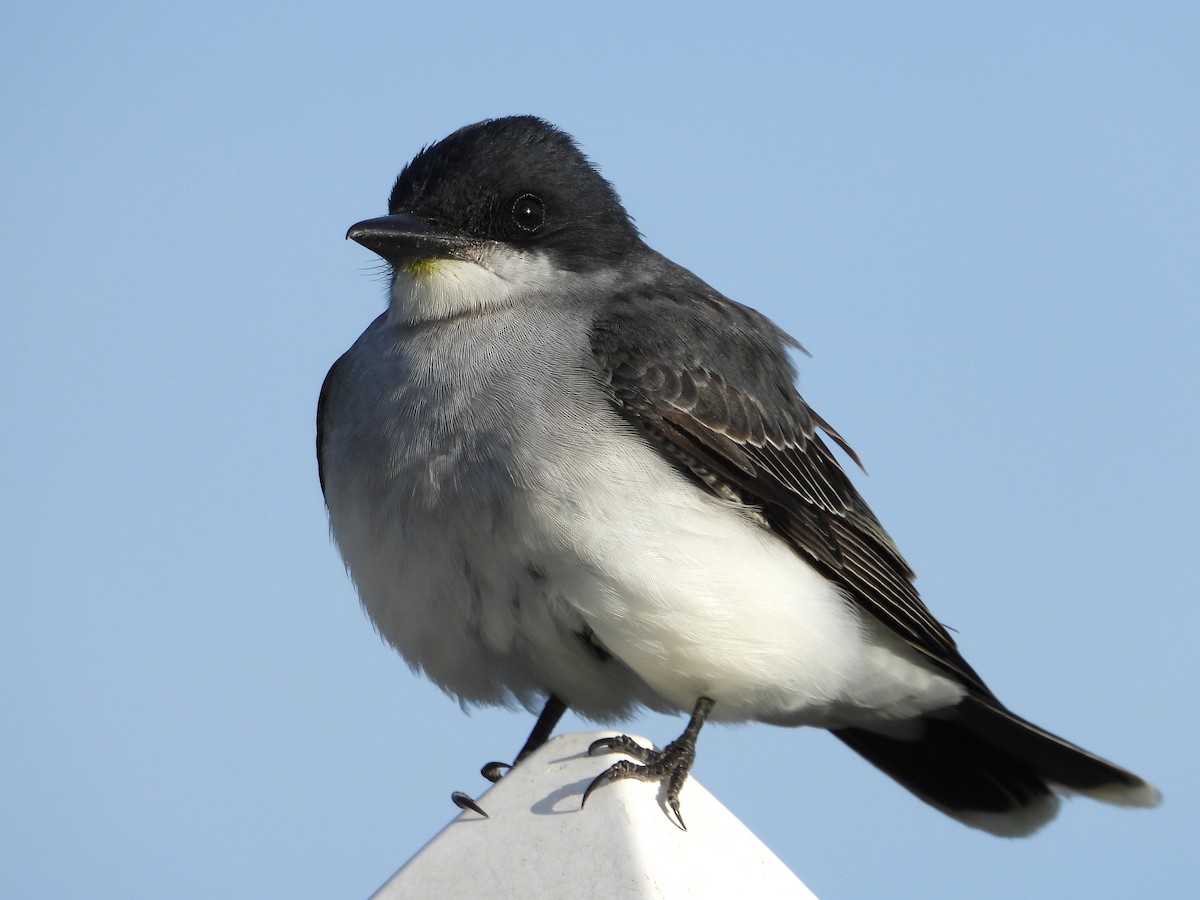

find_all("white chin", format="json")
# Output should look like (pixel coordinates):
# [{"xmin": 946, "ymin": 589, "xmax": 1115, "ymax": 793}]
[{"xmin": 389, "ymin": 250, "xmax": 564, "ymax": 324}]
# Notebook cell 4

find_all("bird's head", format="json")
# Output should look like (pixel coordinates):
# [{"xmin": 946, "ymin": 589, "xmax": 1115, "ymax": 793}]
[{"xmin": 348, "ymin": 116, "xmax": 640, "ymax": 324}]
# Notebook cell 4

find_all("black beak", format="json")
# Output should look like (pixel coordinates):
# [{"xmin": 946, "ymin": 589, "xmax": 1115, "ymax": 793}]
[{"xmin": 346, "ymin": 213, "xmax": 473, "ymax": 267}]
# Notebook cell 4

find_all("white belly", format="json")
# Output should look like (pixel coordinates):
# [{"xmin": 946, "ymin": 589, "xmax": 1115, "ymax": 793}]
[{"xmin": 322, "ymin": 311, "xmax": 963, "ymax": 727}]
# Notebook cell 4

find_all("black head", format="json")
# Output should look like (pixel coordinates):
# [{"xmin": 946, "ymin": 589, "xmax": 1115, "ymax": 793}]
[{"xmin": 376, "ymin": 116, "xmax": 641, "ymax": 271}]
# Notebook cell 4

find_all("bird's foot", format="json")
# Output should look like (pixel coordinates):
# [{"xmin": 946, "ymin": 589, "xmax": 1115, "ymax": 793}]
[
  {"xmin": 450, "ymin": 695, "xmax": 571, "ymax": 817},
  {"xmin": 449, "ymin": 760, "xmax": 509, "ymax": 818},
  {"xmin": 581, "ymin": 696, "xmax": 715, "ymax": 831}
]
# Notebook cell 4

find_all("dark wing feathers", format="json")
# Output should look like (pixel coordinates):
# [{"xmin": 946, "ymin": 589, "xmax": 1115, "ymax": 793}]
[{"xmin": 591, "ymin": 280, "xmax": 993, "ymax": 696}]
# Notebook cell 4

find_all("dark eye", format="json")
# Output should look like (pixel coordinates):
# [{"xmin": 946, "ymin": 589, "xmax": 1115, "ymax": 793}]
[{"xmin": 511, "ymin": 193, "xmax": 545, "ymax": 232}]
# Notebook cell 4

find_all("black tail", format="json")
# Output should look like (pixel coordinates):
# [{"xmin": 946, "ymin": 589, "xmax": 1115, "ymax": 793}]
[{"xmin": 833, "ymin": 695, "xmax": 1160, "ymax": 836}]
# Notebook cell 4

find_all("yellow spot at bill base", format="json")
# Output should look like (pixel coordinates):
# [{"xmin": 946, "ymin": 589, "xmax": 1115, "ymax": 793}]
[{"xmin": 402, "ymin": 258, "xmax": 444, "ymax": 278}]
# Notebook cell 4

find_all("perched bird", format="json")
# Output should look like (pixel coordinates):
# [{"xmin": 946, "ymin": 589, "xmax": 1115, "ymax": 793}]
[{"xmin": 318, "ymin": 115, "xmax": 1159, "ymax": 835}]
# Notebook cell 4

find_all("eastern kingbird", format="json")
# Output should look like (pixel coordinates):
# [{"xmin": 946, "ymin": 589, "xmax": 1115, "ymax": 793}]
[{"xmin": 318, "ymin": 115, "xmax": 1159, "ymax": 834}]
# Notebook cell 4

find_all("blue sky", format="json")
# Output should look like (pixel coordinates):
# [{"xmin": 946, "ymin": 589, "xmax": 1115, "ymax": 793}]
[{"xmin": 4, "ymin": 2, "xmax": 1196, "ymax": 897}]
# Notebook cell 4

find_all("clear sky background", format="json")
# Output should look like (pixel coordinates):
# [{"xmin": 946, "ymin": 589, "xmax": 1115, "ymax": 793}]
[{"xmin": 4, "ymin": 3, "xmax": 1197, "ymax": 897}]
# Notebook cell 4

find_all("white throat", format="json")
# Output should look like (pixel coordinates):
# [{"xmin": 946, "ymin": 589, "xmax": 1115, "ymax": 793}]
[{"xmin": 388, "ymin": 249, "xmax": 565, "ymax": 326}]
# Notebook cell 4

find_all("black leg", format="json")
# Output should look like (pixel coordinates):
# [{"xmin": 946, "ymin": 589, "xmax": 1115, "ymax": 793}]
[
  {"xmin": 452, "ymin": 695, "xmax": 570, "ymax": 818},
  {"xmin": 515, "ymin": 694, "xmax": 569, "ymax": 764},
  {"xmin": 480, "ymin": 694, "xmax": 569, "ymax": 782},
  {"xmin": 581, "ymin": 696, "xmax": 715, "ymax": 830}
]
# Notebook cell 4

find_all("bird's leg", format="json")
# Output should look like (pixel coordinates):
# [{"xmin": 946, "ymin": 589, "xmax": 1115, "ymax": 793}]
[
  {"xmin": 451, "ymin": 695, "xmax": 569, "ymax": 818},
  {"xmin": 582, "ymin": 696, "xmax": 715, "ymax": 831},
  {"xmin": 480, "ymin": 694, "xmax": 569, "ymax": 782}
]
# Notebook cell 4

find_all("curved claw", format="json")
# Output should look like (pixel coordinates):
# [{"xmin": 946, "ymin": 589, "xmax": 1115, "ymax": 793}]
[
  {"xmin": 451, "ymin": 790, "xmax": 489, "ymax": 818},
  {"xmin": 667, "ymin": 795, "xmax": 687, "ymax": 832},
  {"xmin": 580, "ymin": 769, "xmax": 609, "ymax": 809},
  {"xmin": 588, "ymin": 734, "xmax": 653, "ymax": 760},
  {"xmin": 587, "ymin": 737, "xmax": 617, "ymax": 757},
  {"xmin": 581, "ymin": 759, "xmax": 638, "ymax": 809},
  {"xmin": 480, "ymin": 761, "xmax": 511, "ymax": 783}
]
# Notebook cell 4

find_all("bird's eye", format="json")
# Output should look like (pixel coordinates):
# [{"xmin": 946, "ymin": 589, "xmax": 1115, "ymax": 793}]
[{"xmin": 511, "ymin": 194, "xmax": 545, "ymax": 232}]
